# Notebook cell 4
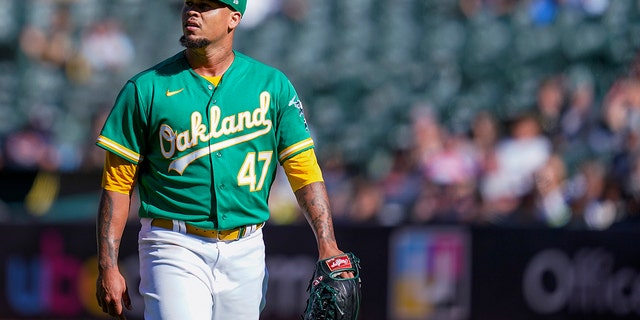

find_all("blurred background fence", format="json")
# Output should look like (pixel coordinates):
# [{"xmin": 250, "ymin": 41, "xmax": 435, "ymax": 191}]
[{"xmin": 1, "ymin": 0, "xmax": 640, "ymax": 319}]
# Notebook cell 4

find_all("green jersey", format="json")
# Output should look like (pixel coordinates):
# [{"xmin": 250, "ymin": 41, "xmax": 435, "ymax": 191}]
[{"xmin": 97, "ymin": 51, "xmax": 314, "ymax": 230}]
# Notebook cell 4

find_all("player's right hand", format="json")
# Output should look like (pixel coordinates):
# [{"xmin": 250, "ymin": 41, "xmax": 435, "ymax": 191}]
[{"xmin": 96, "ymin": 268, "xmax": 132, "ymax": 319}]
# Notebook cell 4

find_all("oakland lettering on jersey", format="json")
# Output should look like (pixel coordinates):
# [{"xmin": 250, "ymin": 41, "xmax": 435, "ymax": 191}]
[{"xmin": 161, "ymin": 92, "xmax": 273, "ymax": 175}]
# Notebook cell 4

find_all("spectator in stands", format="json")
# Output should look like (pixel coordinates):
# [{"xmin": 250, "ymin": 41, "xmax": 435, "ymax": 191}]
[
  {"xmin": 584, "ymin": 77, "xmax": 631, "ymax": 162},
  {"xmin": 479, "ymin": 113, "xmax": 552, "ymax": 225},
  {"xmin": 531, "ymin": 153, "xmax": 572, "ymax": 227},
  {"xmin": 602, "ymin": 74, "xmax": 640, "ymax": 229},
  {"xmin": 2, "ymin": 121, "xmax": 58, "ymax": 171},
  {"xmin": 423, "ymin": 131, "xmax": 478, "ymax": 189},
  {"xmin": 18, "ymin": 4, "xmax": 76, "ymax": 69},
  {"xmin": 419, "ymin": 131, "xmax": 481, "ymax": 224},
  {"xmin": 411, "ymin": 104, "xmax": 444, "ymax": 173},
  {"xmin": 406, "ymin": 105, "xmax": 447, "ymax": 224},
  {"xmin": 535, "ymin": 75, "xmax": 567, "ymax": 144},
  {"xmin": 559, "ymin": 67, "xmax": 599, "ymax": 153},
  {"xmin": 582, "ymin": 174, "xmax": 627, "ymax": 230},
  {"xmin": 379, "ymin": 148, "xmax": 422, "ymax": 226},
  {"xmin": 408, "ymin": 106, "xmax": 484, "ymax": 225},
  {"xmin": 564, "ymin": 158, "xmax": 624, "ymax": 229},
  {"xmin": 612, "ymin": 150, "xmax": 640, "ymax": 228},
  {"xmin": 320, "ymin": 150, "xmax": 355, "ymax": 225},
  {"xmin": 410, "ymin": 181, "xmax": 441, "ymax": 224},
  {"xmin": 79, "ymin": 19, "xmax": 135, "ymax": 74},
  {"xmin": 347, "ymin": 176, "xmax": 384, "ymax": 225},
  {"xmin": 468, "ymin": 111, "xmax": 500, "ymax": 178}
]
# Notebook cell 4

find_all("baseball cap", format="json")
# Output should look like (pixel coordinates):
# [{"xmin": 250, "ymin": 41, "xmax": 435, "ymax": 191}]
[{"xmin": 217, "ymin": 0, "xmax": 246, "ymax": 15}]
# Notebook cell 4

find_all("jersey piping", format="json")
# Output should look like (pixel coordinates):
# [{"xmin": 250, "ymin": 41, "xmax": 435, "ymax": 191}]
[
  {"xmin": 279, "ymin": 137, "xmax": 314, "ymax": 163},
  {"xmin": 97, "ymin": 135, "xmax": 142, "ymax": 164}
]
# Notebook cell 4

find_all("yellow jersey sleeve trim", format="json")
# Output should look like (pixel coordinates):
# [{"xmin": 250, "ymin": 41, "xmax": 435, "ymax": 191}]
[
  {"xmin": 102, "ymin": 151, "xmax": 138, "ymax": 195},
  {"xmin": 279, "ymin": 137, "xmax": 314, "ymax": 163},
  {"xmin": 282, "ymin": 148, "xmax": 324, "ymax": 192},
  {"xmin": 96, "ymin": 135, "xmax": 142, "ymax": 164}
]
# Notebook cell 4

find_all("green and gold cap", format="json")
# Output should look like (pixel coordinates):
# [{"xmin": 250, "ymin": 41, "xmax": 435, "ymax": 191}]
[{"xmin": 218, "ymin": 0, "xmax": 246, "ymax": 15}]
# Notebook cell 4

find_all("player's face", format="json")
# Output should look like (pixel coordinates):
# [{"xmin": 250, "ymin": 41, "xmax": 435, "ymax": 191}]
[{"xmin": 180, "ymin": 0, "xmax": 240, "ymax": 49}]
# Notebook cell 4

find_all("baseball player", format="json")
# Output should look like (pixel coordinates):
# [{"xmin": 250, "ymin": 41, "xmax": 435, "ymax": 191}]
[{"xmin": 94, "ymin": 0, "xmax": 351, "ymax": 319}]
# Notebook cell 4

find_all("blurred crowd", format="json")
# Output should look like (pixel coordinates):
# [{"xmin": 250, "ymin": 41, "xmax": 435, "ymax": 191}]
[
  {"xmin": 0, "ymin": 1, "xmax": 136, "ymax": 172},
  {"xmin": 1, "ymin": 0, "xmax": 640, "ymax": 229},
  {"xmin": 317, "ymin": 61, "xmax": 640, "ymax": 230}
]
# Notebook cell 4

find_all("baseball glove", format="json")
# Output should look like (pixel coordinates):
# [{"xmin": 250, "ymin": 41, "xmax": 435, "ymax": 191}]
[{"xmin": 302, "ymin": 252, "xmax": 362, "ymax": 320}]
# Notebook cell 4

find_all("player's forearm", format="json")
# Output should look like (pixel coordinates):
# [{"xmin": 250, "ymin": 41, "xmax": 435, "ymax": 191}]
[
  {"xmin": 96, "ymin": 190, "xmax": 131, "ymax": 272},
  {"xmin": 294, "ymin": 182, "xmax": 340, "ymax": 257}
]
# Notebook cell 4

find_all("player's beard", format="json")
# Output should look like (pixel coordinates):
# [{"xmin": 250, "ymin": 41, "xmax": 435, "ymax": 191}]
[{"xmin": 180, "ymin": 35, "xmax": 211, "ymax": 49}]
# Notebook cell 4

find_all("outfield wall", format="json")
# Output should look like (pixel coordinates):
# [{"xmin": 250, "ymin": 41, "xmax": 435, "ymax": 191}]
[{"xmin": 0, "ymin": 223, "xmax": 639, "ymax": 320}]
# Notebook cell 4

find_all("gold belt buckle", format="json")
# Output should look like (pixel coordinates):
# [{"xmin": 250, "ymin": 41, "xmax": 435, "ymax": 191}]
[
  {"xmin": 217, "ymin": 223, "xmax": 263, "ymax": 241},
  {"xmin": 188, "ymin": 225, "xmax": 241, "ymax": 241},
  {"xmin": 217, "ymin": 228, "xmax": 241, "ymax": 241}
]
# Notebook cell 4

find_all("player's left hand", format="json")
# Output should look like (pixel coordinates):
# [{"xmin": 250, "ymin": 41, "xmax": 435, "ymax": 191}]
[
  {"xmin": 96, "ymin": 268, "xmax": 132, "ymax": 319},
  {"xmin": 319, "ymin": 248, "xmax": 355, "ymax": 279}
]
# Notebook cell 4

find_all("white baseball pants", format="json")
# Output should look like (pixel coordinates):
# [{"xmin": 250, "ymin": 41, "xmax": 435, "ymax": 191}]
[{"xmin": 137, "ymin": 218, "xmax": 268, "ymax": 320}]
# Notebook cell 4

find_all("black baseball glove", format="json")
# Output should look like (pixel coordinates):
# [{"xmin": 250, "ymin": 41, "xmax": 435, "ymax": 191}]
[{"xmin": 303, "ymin": 252, "xmax": 362, "ymax": 320}]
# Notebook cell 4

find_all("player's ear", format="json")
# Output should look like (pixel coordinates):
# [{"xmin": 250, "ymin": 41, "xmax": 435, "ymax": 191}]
[{"xmin": 228, "ymin": 11, "xmax": 241, "ymax": 30}]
